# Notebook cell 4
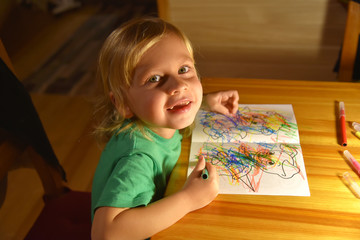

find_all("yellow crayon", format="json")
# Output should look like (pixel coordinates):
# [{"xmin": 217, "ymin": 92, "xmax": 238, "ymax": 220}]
[{"xmin": 356, "ymin": 131, "xmax": 360, "ymax": 139}]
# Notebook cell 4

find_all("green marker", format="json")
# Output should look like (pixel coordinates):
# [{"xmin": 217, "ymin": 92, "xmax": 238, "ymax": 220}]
[{"xmin": 201, "ymin": 168, "xmax": 209, "ymax": 180}]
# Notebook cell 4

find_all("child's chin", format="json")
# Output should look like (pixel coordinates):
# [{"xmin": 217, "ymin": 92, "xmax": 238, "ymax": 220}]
[{"xmin": 177, "ymin": 120, "xmax": 195, "ymax": 130}]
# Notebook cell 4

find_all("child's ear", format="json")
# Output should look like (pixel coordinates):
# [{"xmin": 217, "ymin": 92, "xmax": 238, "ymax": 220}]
[
  {"xmin": 109, "ymin": 92, "xmax": 134, "ymax": 119},
  {"xmin": 109, "ymin": 91, "xmax": 117, "ymax": 106},
  {"xmin": 123, "ymin": 106, "xmax": 134, "ymax": 119}
]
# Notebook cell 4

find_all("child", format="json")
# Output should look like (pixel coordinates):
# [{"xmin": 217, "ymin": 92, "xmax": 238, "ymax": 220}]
[{"xmin": 91, "ymin": 17, "xmax": 239, "ymax": 239}]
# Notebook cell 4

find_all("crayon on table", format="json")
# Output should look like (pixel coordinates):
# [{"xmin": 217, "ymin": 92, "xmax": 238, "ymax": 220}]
[
  {"xmin": 353, "ymin": 122, "xmax": 360, "ymax": 139},
  {"xmin": 342, "ymin": 172, "xmax": 360, "ymax": 198},
  {"xmin": 356, "ymin": 131, "xmax": 360, "ymax": 139},
  {"xmin": 353, "ymin": 122, "xmax": 360, "ymax": 130},
  {"xmin": 343, "ymin": 150, "xmax": 360, "ymax": 176},
  {"xmin": 339, "ymin": 102, "xmax": 347, "ymax": 146}
]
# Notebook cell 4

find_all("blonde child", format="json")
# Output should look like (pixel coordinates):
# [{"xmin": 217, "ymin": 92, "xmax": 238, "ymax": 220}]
[{"xmin": 91, "ymin": 17, "xmax": 239, "ymax": 239}]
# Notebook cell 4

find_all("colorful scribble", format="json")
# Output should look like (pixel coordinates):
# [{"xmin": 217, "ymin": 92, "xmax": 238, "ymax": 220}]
[
  {"xmin": 198, "ymin": 106, "xmax": 298, "ymax": 143},
  {"xmin": 196, "ymin": 142, "xmax": 303, "ymax": 192},
  {"xmin": 190, "ymin": 105, "xmax": 310, "ymax": 195}
]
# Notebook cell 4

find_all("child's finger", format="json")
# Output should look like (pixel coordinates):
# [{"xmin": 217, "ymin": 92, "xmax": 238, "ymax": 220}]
[
  {"xmin": 215, "ymin": 104, "xmax": 231, "ymax": 115},
  {"xmin": 195, "ymin": 155, "xmax": 206, "ymax": 171},
  {"xmin": 228, "ymin": 91, "xmax": 239, "ymax": 114},
  {"xmin": 205, "ymin": 161, "xmax": 218, "ymax": 180},
  {"xmin": 230, "ymin": 103, "xmax": 238, "ymax": 115}
]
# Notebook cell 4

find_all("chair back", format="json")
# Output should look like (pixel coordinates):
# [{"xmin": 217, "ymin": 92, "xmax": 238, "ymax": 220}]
[
  {"xmin": 339, "ymin": 0, "xmax": 360, "ymax": 82},
  {"xmin": 0, "ymin": 38, "xmax": 67, "ymax": 200}
]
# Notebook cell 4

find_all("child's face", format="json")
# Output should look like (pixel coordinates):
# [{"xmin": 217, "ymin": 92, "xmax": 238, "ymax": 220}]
[{"xmin": 126, "ymin": 33, "xmax": 203, "ymax": 138}]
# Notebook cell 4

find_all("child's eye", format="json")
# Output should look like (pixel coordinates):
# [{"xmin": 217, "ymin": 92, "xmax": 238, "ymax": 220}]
[
  {"xmin": 148, "ymin": 75, "xmax": 161, "ymax": 83},
  {"xmin": 178, "ymin": 66, "xmax": 189, "ymax": 74}
]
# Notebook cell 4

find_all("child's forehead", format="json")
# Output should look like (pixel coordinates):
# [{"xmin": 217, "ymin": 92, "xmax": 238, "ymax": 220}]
[
  {"xmin": 136, "ymin": 33, "xmax": 193, "ymax": 65},
  {"xmin": 146, "ymin": 33, "xmax": 187, "ymax": 52}
]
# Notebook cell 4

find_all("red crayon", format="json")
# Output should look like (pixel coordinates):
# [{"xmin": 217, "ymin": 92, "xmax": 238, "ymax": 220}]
[{"xmin": 339, "ymin": 102, "xmax": 347, "ymax": 146}]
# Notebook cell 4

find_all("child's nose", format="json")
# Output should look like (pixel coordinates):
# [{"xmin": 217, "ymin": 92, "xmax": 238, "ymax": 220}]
[{"xmin": 166, "ymin": 76, "xmax": 188, "ymax": 95}]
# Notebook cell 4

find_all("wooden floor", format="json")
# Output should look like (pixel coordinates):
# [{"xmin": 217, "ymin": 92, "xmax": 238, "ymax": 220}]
[
  {"xmin": 0, "ymin": 1, "xmax": 349, "ymax": 239},
  {"xmin": 0, "ymin": 94, "xmax": 103, "ymax": 239},
  {"xmin": 0, "ymin": 3, "xmax": 105, "ymax": 239},
  {"xmin": 1, "ymin": 3, "xmax": 103, "ymax": 82}
]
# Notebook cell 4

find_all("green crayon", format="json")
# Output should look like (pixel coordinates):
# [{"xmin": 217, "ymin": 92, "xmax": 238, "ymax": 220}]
[{"xmin": 201, "ymin": 168, "xmax": 209, "ymax": 180}]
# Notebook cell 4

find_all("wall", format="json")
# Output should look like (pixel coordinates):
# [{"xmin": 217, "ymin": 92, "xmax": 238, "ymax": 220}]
[{"xmin": 160, "ymin": 0, "xmax": 347, "ymax": 81}]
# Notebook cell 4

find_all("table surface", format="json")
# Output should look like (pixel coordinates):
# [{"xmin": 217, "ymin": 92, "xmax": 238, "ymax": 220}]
[{"xmin": 152, "ymin": 78, "xmax": 360, "ymax": 240}]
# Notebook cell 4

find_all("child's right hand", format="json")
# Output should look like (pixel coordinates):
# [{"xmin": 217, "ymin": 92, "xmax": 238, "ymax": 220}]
[
  {"xmin": 182, "ymin": 155, "xmax": 219, "ymax": 212},
  {"xmin": 92, "ymin": 155, "xmax": 218, "ymax": 240}
]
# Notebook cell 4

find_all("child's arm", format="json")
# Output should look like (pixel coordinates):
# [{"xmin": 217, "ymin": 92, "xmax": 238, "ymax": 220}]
[
  {"xmin": 91, "ymin": 156, "xmax": 218, "ymax": 240},
  {"xmin": 203, "ymin": 90, "xmax": 239, "ymax": 115}
]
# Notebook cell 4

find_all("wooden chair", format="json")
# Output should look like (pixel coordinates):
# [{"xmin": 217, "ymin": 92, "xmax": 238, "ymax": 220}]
[
  {"xmin": 0, "ymin": 40, "xmax": 91, "ymax": 239},
  {"xmin": 338, "ymin": 0, "xmax": 360, "ymax": 82},
  {"xmin": 157, "ymin": 0, "xmax": 169, "ymax": 20}
]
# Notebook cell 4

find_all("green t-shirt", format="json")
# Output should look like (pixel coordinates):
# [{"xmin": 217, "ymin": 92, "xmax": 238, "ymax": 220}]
[{"xmin": 91, "ymin": 125, "xmax": 182, "ymax": 220}]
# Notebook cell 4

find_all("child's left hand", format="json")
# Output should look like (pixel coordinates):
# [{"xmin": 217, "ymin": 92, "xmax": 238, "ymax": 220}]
[{"xmin": 203, "ymin": 90, "xmax": 239, "ymax": 115}]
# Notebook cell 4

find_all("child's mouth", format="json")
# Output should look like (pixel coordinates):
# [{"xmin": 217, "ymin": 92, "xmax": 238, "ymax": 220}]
[{"xmin": 167, "ymin": 101, "xmax": 191, "ymax": 112}]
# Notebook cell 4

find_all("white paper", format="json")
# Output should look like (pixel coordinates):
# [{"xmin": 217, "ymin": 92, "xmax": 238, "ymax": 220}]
[{"xmin": 188, "ymin": 104, "xmax": 310, "ymax": 196}]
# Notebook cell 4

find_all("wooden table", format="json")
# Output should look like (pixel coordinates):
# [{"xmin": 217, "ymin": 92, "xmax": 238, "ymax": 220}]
[{"xmin": 153, "ymin": 78, "xmax": 360, "ymax": 240}]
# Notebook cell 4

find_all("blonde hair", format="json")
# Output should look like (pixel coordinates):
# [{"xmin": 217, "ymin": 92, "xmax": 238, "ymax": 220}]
[{"xmin": 94, "ymin": 17, "xmax": 195, "ymax": 142}]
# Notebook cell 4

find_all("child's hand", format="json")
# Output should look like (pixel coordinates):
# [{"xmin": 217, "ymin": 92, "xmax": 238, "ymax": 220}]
[
  {"xmin": 182, "ymin": 155, "xmax": 219, "ymax": 212},
  {"xmin": 204, "ymin": 90, "xmax": 239, "ymax": 115}
]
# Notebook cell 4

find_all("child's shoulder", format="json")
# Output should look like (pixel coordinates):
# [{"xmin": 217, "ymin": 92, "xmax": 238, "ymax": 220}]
[{"xmin": 107, "ymin": 126, "xmax": 137, "ymax": 147}]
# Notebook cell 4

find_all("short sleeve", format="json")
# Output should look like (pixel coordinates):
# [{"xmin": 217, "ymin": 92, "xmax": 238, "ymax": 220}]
[{"xmin": 94, "ymin": 153, "xmax": 156, "ymax": 211}]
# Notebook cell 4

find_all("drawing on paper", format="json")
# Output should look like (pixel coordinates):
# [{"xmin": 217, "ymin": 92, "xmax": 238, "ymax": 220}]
[
  {"xmin": 192, "ymin": 104, "xmax": 299, "ymax": 144},
  {"xmin": 188, "ymin": 104, "xmax": 310, "ymax": 196}
]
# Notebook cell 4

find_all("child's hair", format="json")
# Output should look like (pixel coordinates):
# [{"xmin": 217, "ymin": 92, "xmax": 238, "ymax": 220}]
[{"xmin": 93, "ymin": 17, "xmax": 196, "ymax": 142}]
